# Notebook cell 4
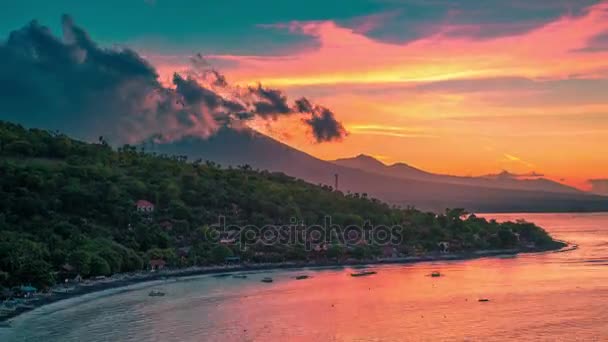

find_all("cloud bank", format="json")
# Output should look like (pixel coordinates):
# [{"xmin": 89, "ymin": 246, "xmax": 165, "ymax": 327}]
[{"xmin": 0, "ymin": 16, "xmax": 347, "ymax": 144}]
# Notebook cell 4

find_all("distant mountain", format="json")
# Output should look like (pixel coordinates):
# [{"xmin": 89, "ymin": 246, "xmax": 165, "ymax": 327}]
[
  {"xmin": 333, "ymin": 154, "xmax": 582, "ymax": 194},
  {"xmin": 333, "ymin": 154, "xmax": 434, "ymax": 180},
  {"xmin": 151, "ymin": 127, "xmax": 608, "ymax": 213}
]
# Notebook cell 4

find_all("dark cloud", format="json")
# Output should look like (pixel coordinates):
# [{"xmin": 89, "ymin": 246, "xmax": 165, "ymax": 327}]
[
  {"xmin": 294, "ymin": 97, "xmax": 314, "ymax": 113},
  {"xmin": 173, "ymin": 73, "xmax": 224, "ymax": 109},
  {"xmin": 248, "ymin": 84, "xmax": 291, "ymax": 117},
  {"xmin": 0, "ymin": 15, "xmax": 216, "ymax": 143},
  {"xmin": 303, "ymin": 107, "xmax": 347, "ymax": 142},
  {"xmin": 589, "ymin": 179, "xmax": 608, "ymax": 195},
  {"xmin": 209, "ymin": 69, "xmax": 228, "ymax": 87},
  {"xmin": 295, "ymin": 97, "xmax": 347, "ymax": 142},
  {"xmin": 0, "ymin": 16, "xmax": 346, "ymax": 144},
  {"xmin": 189, "ymin": 53, "xmax": 228, "ymax": 87}
]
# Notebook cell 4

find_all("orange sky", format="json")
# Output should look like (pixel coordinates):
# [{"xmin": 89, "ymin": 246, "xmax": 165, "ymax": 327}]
[{"xmin": 153, "ymin": 2, "xmax": 608, "ymax": 191}]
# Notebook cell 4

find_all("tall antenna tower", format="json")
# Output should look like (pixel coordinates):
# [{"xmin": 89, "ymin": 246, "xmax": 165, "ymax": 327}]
[{"xmin": 334, "ymin": 173, "xmax": 339, "ymax": 191}]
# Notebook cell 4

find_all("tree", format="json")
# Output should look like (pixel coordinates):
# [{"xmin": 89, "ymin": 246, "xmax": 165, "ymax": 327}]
[
  {"xmin": 326, "ymin": 244, "xmax": 345, "ymax": 260},
  {"xmin": 4, "ymin": 140, "xmax": 33, "ymax": 156},
  {"xmin": 89, "ymin": 255, "xmax": 111, "ymax": 276},
  {"xmin": 497, "ymin": 228, "xmax": 518, "ymax": 248},
  {"xmin": 68, "ymin": 250, "xmax": 92, "ymax": 276},
  {"xmin": 124, "ymin": 250, "xmax": 144, "ymax": 271},
  {"xmin": 210, "ymin": 245, "xmax": 233, "ymax": 264},
  {"xmin": 99, "ymin": 249, "xmax": 122, "ymax": 273},
  {"xmin": 351, "ymin": 245, "xmax": 371, "ymax": 260},
  {"xmin": 14, "ymin": 259, "xmax": 55, "ymax": 288},
  {"xmin": 0, "ymin": 120, "xmax": 565, "ymax": 288}
]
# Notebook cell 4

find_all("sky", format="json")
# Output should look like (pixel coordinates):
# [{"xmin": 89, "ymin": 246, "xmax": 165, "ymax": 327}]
[{"xmin": 1, "ymin": 0, "xmax": 608, "ymax": 192}]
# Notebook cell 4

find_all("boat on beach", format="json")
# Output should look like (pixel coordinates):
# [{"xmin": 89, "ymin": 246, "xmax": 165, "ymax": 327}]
[
  {"xmin": 148, "ymin": 290, "xmax": 166, "ymax": 297},
  {"xmin": 261, "ymin": 277, "xmax": 274, "ymax": 283},
  {"xmin": 233, "ymin": 274, "xmax": 247, "ymax": 279},
  {"xmin": 295, "ymin": 275, "xmax": 310, "ymax": 280},
  {"xmin": 350, "ymin": 271, "xmax": 377, "ymax": 277}
]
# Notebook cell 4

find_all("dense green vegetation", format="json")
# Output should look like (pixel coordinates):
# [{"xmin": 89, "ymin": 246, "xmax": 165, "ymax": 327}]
[{"xmin": 0, "ymin": 121, "xmax": 563, "ymax": 289}]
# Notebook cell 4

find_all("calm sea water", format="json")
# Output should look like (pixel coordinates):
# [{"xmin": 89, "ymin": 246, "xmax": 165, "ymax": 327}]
[{"xmin": 2, "ymin": 213, "xmax": 608, "ymax": 341}]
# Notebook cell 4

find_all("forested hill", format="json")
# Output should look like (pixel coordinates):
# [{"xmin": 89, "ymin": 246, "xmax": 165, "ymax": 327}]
[{"xmin": 0, "ymin": 121, "xmax": 562, "ymax": 289}]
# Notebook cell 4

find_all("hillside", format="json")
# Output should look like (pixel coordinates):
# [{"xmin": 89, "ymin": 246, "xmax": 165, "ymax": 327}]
[
  {"xmin": 151, "ymin": 127, "xmax": 608, "ymax": 212},
  {"xmin": 0, "ymin": 121, "xmax": 563, "ymax": 289}
]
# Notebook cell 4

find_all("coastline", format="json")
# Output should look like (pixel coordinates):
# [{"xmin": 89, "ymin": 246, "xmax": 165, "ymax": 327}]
[{"xmin": 0, "ymin": 243, "xmax": 572, "ymax": 324}]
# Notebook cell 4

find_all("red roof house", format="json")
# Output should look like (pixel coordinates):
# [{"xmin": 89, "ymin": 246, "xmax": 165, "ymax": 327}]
[
  {"xmin": 149, "ymin": 259, "xmax": 166, "ymax": 271},
  {"xmin": 136, "ymin": 200, "xmax": 155, "ymax": 213}
]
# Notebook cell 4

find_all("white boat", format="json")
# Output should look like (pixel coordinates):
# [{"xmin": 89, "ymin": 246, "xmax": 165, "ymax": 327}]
[{"xmin": 148, "ymin": 290, "xmax": 166, "ymax": 297}]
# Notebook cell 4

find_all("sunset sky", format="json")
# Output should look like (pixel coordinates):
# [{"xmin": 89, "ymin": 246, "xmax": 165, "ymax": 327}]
[{"xmin": 2, "ymin": 0, "xmax": 608, "ymax": 191}]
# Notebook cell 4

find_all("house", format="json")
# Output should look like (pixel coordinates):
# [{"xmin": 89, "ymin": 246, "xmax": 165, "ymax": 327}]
[
  {"xmin": 136, "ymin": 200, "xmax": 155, "ymax": 213},
  {"xmin": 149, "ymin": 259, "xmax": 166, "ymax": 271},
  {"xmin": 438, "ymin": 241, "xmax": 450, "ymax": 253},
  {"xmin": 59, "ymin": 263, "xmax": 77, "ymax": 283}
]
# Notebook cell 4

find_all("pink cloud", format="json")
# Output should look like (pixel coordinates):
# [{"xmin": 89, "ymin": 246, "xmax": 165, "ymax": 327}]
[{"xmin": 197, "ymin": 2, "xmax": 608, "ymax": 87}]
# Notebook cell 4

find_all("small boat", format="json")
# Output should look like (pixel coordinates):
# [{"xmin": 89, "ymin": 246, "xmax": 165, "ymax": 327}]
[
  {"xmin": 295, "ymin": 275, "xmax": 310, "ymax": 280},
  {"xmin": 261, "ymin": 277, "xmax": 273, "ymax": 283},
  {"xmin": 350, "ymin": 271, "xmax": 377, "ymax": 277},
  {"xmin": 233, "ymin": 274, "xmax": 248, "ymax": 279},
  {"xmin": 478, "ymin": 298, "xmax": 490, "ymax": 302},
  {"xmin": 148, "ymin": 290, "xmax": 166, "ymax": 297},
  {"xmin": 430, "ymin": 271, "xmax": 442, "ymax": 277}
]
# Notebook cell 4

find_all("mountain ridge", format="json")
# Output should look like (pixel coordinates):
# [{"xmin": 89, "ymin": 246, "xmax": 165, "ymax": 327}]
[
  {"xmin": 331, "ymin": 154, "xmax": 582, "ymax": 195},
  {"xmin": 150, "ymin": 127, "xmax": 607, "ymax": 212}
]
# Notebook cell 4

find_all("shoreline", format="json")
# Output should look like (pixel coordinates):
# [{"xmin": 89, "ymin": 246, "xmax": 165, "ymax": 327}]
[{"xmin": 0, "ymin": 244, "xmax": 572, "ymax": 324}]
